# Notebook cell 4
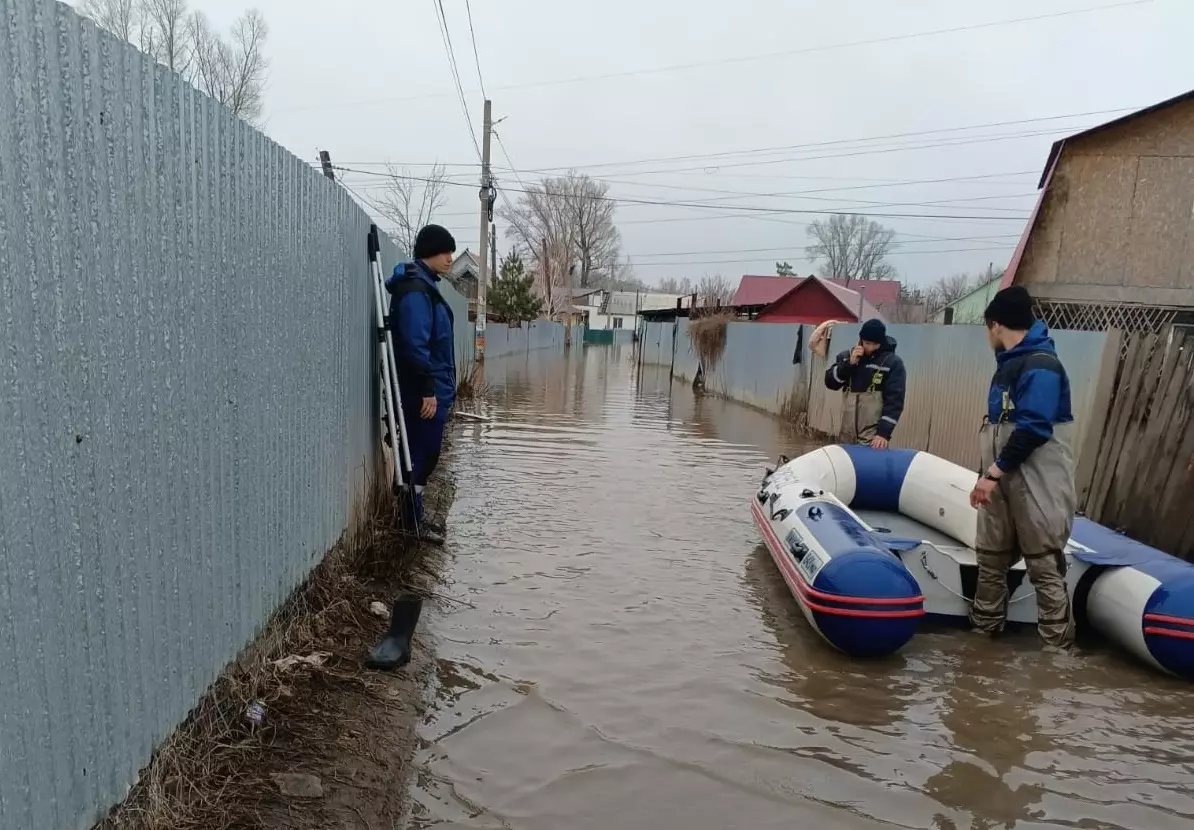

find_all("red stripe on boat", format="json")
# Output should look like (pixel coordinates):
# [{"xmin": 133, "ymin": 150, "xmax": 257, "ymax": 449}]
[
  {"xmin": 1143, "ymin": 613, "xmax": 1194, "ymax": 629},
  {"xmin": 751, "ymin": 501, "xmax": 925, "ymax": 618}
]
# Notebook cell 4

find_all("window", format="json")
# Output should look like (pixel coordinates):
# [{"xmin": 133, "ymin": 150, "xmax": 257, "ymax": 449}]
[{"xmin": 612, "ymin": 317, "xmax": 624, "ymax": 329}]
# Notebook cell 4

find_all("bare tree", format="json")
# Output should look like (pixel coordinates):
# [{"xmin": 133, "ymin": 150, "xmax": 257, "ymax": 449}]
[
  {"xmin": 77, "ymin": 1, "xmax": 269, "ymax": 123},
  {"xmin": 697, "ymin": 274, "xmax": 733, "ymax": 305},
  {"xmin": 500, "ymin": 171, "xmax": 621, "ymax": 290},
  {"xmin": 79, "ymin": 0, "xmax": 138, "ymax": 41},
  {"xmin": 141, "ymin": 0, "xmax": 191, "ymax": 72},
  {"xmin": 373, "ymin": 164, "xmax": 449, "ymax": 257},
  {"xmin": 931, "ymin": 273, "xmax": 977, "ymax": 309},
  {"xmin": 806, "ymin": 214, "xmax": 898, "ymax": 281},
  {"xmin": 657, "ymin": 277, "xmax": 694, "ymax": 294}
]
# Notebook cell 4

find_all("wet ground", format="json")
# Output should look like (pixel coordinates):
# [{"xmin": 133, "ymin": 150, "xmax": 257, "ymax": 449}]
[{"xmin": 408, "ymin": 346, "xmax": 1194, "ymax": 830}]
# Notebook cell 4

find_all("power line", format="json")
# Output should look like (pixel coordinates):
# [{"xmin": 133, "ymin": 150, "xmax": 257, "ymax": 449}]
[
  {"xmin": 271, "ymin": 1, "xmax": 1153, "ymax": 115},
  {"xmin": 627, "ymin": 238, "xmax": 1022, "ymax": 260},
  {"xmin": 463, "ymin": 0, "xmax": 487, "ymax": 98},
  {"xmin": 316, "ymin": 105, "xmax": 1122, "ymax": 176},
  {"xmin": 331, "ymin": 163, "xmax": 1029, "ymax": 222},
  {"xmin": 515, "ymin": 107, "xmax": 1138, "ymax": 175},
  {"xmin": 431, "ymin": 0, "xmax": 482, "ymax": 160},
  {"xmin": 627, "ymin": 245, "xmax": 1016, "ymax": 268},
  {"xmin": 336, "ymin": 167, "xmax": 1036, "ymax": 219}
]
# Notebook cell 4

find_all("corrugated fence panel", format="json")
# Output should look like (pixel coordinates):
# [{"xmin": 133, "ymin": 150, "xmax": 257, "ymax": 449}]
[
  {"xmin": 673, "ymin": 318, "xmax": 699, "ymax": 382},
  {"xmin": 0, "ymin": 1, "xmax": 411, "ymax": 825},
  {"xmin": 704, "ymin": 322, "xmax": 810, "ymax": 416},
  {"xmin": 815, "ymin": 324, "xmax": 1110, "ymax": 470},
  {"xmin": 639, "ymin": 321, "xmax": 672, "ymax": 367}
]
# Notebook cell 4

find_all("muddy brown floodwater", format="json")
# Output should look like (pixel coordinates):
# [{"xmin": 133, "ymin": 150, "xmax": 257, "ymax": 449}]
[{"xmin": 408, "ymin": 346, "xmax": 1194, "ymax": 830}]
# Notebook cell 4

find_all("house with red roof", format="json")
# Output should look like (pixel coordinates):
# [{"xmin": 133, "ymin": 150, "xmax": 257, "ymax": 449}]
[{"xmin": 730, "ymin": 274, "xmax": 894, "ymax": 324}]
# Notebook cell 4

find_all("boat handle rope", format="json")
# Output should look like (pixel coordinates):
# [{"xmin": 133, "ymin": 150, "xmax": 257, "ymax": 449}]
[{"xmin": 919, "ymin": 550, "xmax": 1037, "ymax": 604}]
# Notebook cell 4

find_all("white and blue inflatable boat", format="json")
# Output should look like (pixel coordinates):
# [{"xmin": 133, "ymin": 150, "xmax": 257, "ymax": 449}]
[{"xmin": 752, "ymin": 445, "xmax": 1194, "ymax": 678}]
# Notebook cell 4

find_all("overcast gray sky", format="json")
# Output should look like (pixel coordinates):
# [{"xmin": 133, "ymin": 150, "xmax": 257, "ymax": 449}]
[{"xmin": 188, "ymin": 0, "xmax": 1187, "ymax": 287}]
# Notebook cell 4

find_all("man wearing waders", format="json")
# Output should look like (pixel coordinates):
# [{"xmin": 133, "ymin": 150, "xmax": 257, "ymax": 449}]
[
  {"xmin": 968, "ymin": 286, "xmax": 1076, "ymax": 651},
  {"xmin": 824, "ymin": 318, "xmax": 906, "ymax": 449},
  {"xmin": 386, "ymin": 224, "xmax": 457, "ymax": 547}
]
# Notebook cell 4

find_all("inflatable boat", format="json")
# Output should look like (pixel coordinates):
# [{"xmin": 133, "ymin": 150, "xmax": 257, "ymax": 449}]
[{"xmin": 752, "ymin": 445, "xmax": 1194, "ymax": 678}]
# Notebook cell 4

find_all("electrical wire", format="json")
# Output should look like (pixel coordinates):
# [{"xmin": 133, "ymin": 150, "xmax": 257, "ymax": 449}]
[
  {"xmin": 431, "ymin": 0, "xmax": 482, "ymax": 160},
  {"xmin": 331, "ymin": 163, "xmax": 1029, "ymax": 222},
  {"xmin": 271, "ymin": 1, "xmax": 1153, "ymax": 114},
  {"xmin": 626, "ymin": 245, "xmax": 1016, "ymax": 268},
  {"xmin": 463, "ymin": 0, "xmax": 487, "ymax": 99},
  {"xmin": 314, "ymin": 105, "xmax": 1123, "ymax": 175}
]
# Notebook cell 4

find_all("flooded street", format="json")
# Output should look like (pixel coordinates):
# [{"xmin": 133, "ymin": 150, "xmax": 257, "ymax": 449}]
[{"xmin": 409, "ymin": 346, "xmax": 1194, "ymax": 830}]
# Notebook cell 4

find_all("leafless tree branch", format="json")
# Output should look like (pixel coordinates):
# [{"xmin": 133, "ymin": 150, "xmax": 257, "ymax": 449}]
[
  {"xmin": 373, "ymin": 164, "xmax": 449, "ymax": 257},
  {"xmin": 805, "ymin": 214, "xmax": 898, "ymax": 282}
]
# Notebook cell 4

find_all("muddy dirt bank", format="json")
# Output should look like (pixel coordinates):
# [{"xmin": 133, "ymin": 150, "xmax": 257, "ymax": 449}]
[{"xmin": 96, "ymin": 454, "xmax": 457, "ymax": 830}]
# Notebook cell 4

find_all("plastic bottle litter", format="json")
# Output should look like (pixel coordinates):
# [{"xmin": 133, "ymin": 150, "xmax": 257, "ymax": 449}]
[{"xmin": 246, "ymin": 701, "xmax": 266, "ymax": 725}]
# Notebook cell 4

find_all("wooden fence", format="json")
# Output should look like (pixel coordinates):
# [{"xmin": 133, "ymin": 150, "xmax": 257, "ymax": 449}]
[{"xmin": 1082, "ymin": 330, "xmax": 1194, "ymax": 558}]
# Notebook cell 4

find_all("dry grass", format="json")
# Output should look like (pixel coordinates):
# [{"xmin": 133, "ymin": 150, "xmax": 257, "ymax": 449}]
[
  {"xmin": 96, "ymin": 458, "xmax": 456, "ymax": 830},
  {"xmin": 687, "ymin": 312, "xmax": 736, "ymax": 370},
  {"xmin": 456, "ymin": 361, "xmax": 492, "ymax": 402}
]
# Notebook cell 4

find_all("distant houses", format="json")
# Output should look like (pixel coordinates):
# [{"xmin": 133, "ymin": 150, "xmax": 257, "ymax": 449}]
[{"xmin": 931, "ymin": 276, "xmax": 1002, "ymax": 325}]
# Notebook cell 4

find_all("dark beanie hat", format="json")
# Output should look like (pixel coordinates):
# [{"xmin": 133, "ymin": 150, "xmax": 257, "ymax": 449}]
[
  {"xmin": 413, "ymin": 224, "xmax": 457, "ymax": 260},
  {"xmin": 983, "ymin": 285, "xmax": 1035, "ymax": 330},
  {"xmin": 859, "ymin": 318, "xmax": 886, "ymax": 343}
]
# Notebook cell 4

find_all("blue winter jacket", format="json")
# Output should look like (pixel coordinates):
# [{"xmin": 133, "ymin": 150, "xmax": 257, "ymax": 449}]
[
  {"xmin": 386, "ymin": 261, "xmax": 456, "ymax": 409},
  {"xmin": 986, "ymin": 320, "xmax": 1073, "ymax": 472}
]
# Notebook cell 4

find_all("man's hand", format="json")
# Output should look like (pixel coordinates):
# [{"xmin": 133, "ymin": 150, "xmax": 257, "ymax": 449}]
[
  {"xmin": 969, "ymin": 474, "xmax": 998, "ymax": 508},
  {"xmin": 849, "ymin": 345, "xmax": 864, "ymax": 365},
  {"xmin": 869, "ymin": 436, "xmax": 889, "ymax": 450},
  {"xmin": 420, "ymin": 396, "xmax": 438, "ymax": 419}
]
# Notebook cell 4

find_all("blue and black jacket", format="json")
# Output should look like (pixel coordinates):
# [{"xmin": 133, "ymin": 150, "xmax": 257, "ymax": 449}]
[
  {"xmin": 987, "ymin": 320, "xmax": 1073, "ymax": 472},
  {"xmin": 824, "ymin": 336, "xmax": 907, "ymax": 440},
  {"xmin": 385, "ymin": 261, "xmax": 456, "ymax": 410}
]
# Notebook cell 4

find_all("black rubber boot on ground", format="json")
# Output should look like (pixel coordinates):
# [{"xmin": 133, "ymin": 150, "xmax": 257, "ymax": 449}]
[
  {"xmin": 412, "ymin": 525, "xmax": 446, "ymax": 547},
  {"xmin": 365, "ymin": 594, "xmax": 423, "ymax": 671}
]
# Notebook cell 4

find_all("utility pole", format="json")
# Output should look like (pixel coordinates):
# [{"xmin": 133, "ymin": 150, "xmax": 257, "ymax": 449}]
[{"xmin": 475, "ymin": 99, "xmax": 494, "ymax": 361}]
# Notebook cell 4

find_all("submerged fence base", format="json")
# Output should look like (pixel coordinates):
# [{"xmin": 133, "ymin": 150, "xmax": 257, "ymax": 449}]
[{"xmin": 641, "ymin": 317, "xmax": 1116, "ymax": 496}]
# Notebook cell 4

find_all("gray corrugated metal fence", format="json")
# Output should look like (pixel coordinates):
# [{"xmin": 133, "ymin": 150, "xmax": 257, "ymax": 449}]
[
  {"xmin": 0, "ymin": 1, "xmax": 479, "ymax": 826},
  {"xmin": 655, "ymin": 317, "xmax": 1115, "ymax": 475}
]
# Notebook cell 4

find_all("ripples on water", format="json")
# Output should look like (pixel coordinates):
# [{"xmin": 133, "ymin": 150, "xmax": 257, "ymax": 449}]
[{"xmin": 407, "ymin": 346, "xmax": 1194, "ymax": 830}]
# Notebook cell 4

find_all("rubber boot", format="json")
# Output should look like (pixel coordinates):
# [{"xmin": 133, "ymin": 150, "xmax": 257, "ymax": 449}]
[
  {"xmin": 366, "ymin": 594, "xmax": 423, "ymax": 671},
  {"xmin": 400, "ymin": 491, "xmax": 445, "ymax": 546}
]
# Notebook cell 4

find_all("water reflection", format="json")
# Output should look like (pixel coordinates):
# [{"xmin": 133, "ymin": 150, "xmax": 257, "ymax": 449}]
[{"xmin": 409, "ymin": 346, "xmax": 1194, "ymax": 830}]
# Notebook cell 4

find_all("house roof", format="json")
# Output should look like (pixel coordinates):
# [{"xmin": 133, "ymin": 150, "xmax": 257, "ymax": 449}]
[
  {"xmin": 942, "ymin": 275, "xmax": 1003, "ymax": 311},
  {"xmin": 732, "ymin": 274, "xmax": 901, "ymax": 308},
  {"xmin": 762, "ymin": 275, "xmax": 883, "ymax": 322},
  {"xmin": 450, "ymin": 250, "xmax": 479, "ymax": 278},
  {"xmin": 1037, "ymin": 88, "xmax": 1194, "ymax": 188}
]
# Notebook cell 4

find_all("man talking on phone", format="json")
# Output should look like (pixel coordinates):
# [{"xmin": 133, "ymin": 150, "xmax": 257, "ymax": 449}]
[{"xmin": 824, "ymin": 318, "xmax": 906, "ymax": 449}]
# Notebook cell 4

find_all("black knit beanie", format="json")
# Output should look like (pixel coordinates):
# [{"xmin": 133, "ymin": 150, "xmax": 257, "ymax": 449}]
[
  {"xmin": 983, "ymin": 285, "xmax": 1035, "ymax": 330},
  {"xmin": 413, "ymin": 224, "xmax": 457, "ymax": 260},
  {"xmin": 859, "ymin": 318, "xmax": 886, "ymax": 344}
]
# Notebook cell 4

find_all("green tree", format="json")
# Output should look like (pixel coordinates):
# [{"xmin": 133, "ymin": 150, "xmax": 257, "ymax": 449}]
[
  {"xmin": 489, "ymin": 251, "xmax": 544, "ymax": 325},
  {"xmin": 776, "ymin": 261, "xmax": 796, "ymax": 276}
]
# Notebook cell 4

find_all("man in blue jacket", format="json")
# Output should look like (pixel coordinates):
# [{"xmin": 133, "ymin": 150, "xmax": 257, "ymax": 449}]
[
  {"xmin": 968, "ymin": 286, "xmax": 1076, "ymax": 650},
  {"xmin": 386, "ymin": 224, "xmax": 457, "ymax": 546},
  {"xmin": 824, "ymin": 318, "xmax": 906, "ymax": 449}
]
